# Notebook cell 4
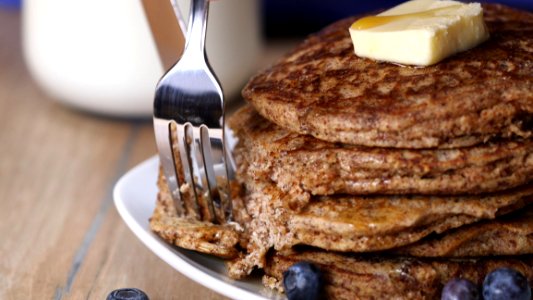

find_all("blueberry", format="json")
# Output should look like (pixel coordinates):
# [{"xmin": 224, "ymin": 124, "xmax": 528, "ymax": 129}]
[
  {"xmin": 482, "ymin": 268, "xmax": 531, "ymax": 300},
  {"xmin": 441, "ymin": 278, "xmax": 480, "ymax": 300},
  {"xmin": 106, "ymin": 288, "xmax": 149, "ymax": 300},
  {"xmin": 283, "ymin": 261, "xmax": 322, "ymax": 300}
]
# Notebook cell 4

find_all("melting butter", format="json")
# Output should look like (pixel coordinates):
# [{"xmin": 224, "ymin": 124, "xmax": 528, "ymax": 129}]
[
  {"xmin": 349, "ymin": 0, "xmax": 489, "ymax": 66},
  {"xmin": 352, "ymin": 5, "xmax": 461, "ymax": 30}
]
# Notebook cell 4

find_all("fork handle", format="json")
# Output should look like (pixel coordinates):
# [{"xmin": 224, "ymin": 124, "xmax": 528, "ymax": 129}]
[{"xmin": 183, "ymin": 0, "xmax": 209, "ymax": 57}]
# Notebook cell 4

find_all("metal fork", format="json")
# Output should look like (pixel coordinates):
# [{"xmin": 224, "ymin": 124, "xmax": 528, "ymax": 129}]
[{"xmin": 153, "ymin": 0, "xmax": 233, "ymax": 224}]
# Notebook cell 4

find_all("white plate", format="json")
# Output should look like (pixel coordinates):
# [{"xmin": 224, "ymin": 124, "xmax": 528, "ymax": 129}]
[{"xmin": 113, "ymin": 156, "xmax": 284, "ymax": 300}]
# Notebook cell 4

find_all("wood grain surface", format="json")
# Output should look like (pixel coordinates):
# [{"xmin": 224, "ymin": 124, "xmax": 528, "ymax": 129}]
[{"xmin": 0, "ymin": 9, "xmax": 235, "ymax": 300}]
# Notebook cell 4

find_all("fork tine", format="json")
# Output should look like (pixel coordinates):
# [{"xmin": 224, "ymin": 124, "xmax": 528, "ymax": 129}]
[
  {"xmin": 200, "ymin": 127, "xmax": 227, "ymax": 223},
  {"xmin": 177, "ymin": 123, "xmax": 201, "ymax": 218},
  {"xmin": 220, "ymin": 137, "xmax": 234, "ymax": 221},
  {"xmin": 189, "ymin": 125, "xmax": 216, "ymax": 222},
  {"xmin": 198, "ymin": 126, "xmax": 218, "ymax": 222},
  {"xmin": 154, "ymin": 119, "xmax": 185, "ymax": 216},
  {"xmin": 205, "ymin": 127, "xmax": 233, "ymax": 222},
  {"xmin": 224, "ymin": 126, "xmax": 237, "ymax": 180}
]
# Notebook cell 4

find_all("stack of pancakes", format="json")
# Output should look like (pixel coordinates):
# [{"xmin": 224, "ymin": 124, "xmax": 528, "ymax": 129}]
[{"xmin": 150, "ymin": 4, "xmax": 533, "ymax": 299}]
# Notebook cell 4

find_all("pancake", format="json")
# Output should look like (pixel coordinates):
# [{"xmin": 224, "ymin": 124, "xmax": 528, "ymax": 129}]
[
  {"xmin": 149, "ymin": 171, "xmax": 242, "ymax": 259},
  {"xmin": 151, "ymin": 172, "xmax": 533, "ymax": 261},
  {"xmin": 150, "ymin": 172, "xmax": 533, "ymax": 279},
  {"xmin": 264, "ymin": 249, "xmax": 533, "ymax": 300},
  {"xmin": 242, "ymin": 4, "xmax": 533, "ymax": 149},
  {"xmin": 395, "ymin": 204, "xmax": 533, "ymax": 257},
  {"xmin": 230, "ymin": 105, "xmax": 533, "ymax": 195},
  {"xmin": 226, "ymin": 179, "xmax": 533, "ymax": 277}
]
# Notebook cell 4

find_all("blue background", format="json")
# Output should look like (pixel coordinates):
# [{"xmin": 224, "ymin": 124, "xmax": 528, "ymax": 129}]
[
  {"xmin": 0, "ymin": 0, "xmax": 19, "ymax": 9},
  {"xmin": 263, "ymin": 0, "xmax": 533, "ymax": 37},
  {"xmin": 1, "ymin": 0, "xmax": 531, "ymax": 36},
  {"xmin": 1, "ymin": 0, "xmax": 531, "ymax": 11}
]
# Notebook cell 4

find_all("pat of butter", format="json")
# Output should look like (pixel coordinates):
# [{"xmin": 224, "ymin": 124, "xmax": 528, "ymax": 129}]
[{"xmin": 349, "ymin": 0, "xmax": 489, "ymax": 66}]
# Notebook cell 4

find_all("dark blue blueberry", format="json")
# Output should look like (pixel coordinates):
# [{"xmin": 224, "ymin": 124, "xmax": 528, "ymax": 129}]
[
  {"xmin": 441, "ymin": 278, "xmax": 480, "ymax": 300},
  {"xmin": 283, "ymin": 261, "xmax": 322, "ymax": 300},
  {"xmin": 482, "ymin": 268, "xmax": 531, "ymax": 300},
  {"xmin": 106, "ymin": 288, "xmax": 149, "ymax": 300}
]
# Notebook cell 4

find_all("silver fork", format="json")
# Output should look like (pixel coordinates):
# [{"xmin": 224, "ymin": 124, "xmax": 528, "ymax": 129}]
[{"xmin": 153, "ymin": 0, "xmax": 233, "ymax": 224}]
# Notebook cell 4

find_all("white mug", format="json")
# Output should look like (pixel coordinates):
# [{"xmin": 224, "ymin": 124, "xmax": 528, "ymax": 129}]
[{"xmin": 23, "ymin": 0, "xmax": 261, "ymax": 117}]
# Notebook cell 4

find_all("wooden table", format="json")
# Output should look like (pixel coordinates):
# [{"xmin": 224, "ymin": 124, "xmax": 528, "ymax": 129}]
[{"xmin": 0, "ymin": 9, "xmax": 292, "ymax": 300}]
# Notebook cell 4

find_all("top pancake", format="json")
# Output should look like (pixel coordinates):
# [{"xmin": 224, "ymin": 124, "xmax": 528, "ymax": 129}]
[{"xmin": 242, "ymin": 4, "xmax": 533, "ymax": 148}]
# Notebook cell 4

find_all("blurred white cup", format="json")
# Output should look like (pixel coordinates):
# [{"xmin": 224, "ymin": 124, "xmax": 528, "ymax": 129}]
[{"xmin": 23, "ymin": 0, "xmax": 261, "ymax": 117}]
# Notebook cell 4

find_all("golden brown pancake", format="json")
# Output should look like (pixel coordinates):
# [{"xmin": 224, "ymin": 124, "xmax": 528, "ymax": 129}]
[
  {"xmin": 242, "ymin": 4, "xmax": 533, "ymax": 149},
  {"xmin": 151, "ymin": 173, "xmax": 533, "ymax": 280},
  {"xmin": 150, "ymin": 171, "xmax": 242, "ymax": 259},
  {"xmin": 395, "ymin": 204, "xmax": 533, "ymax": 257},
  {"xmin": 264, "ymin": 249, "xmax": 533, "ymax": 300},
  {"xmin": 151, "ymin": 173, "xmax": 533, "ymax": 261},
  {"xmin": 225, "ymin": 178, "xmax": 533, "ymax": 278},
  {"xmin": 231, "ymin": 105, "xmax": 533, "ymax": 195}
]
